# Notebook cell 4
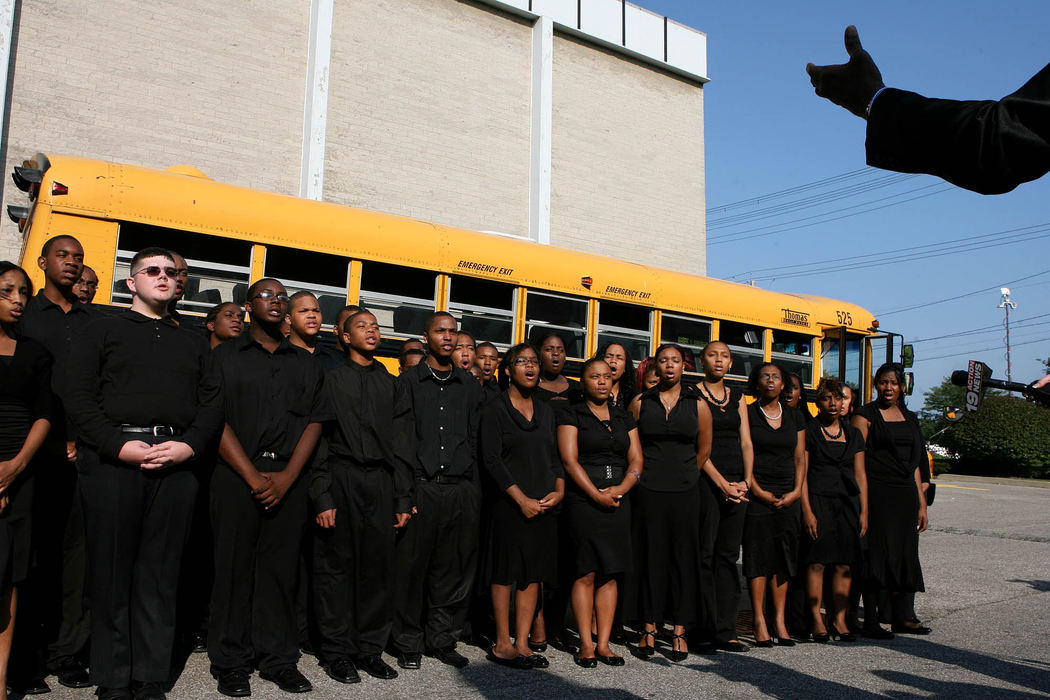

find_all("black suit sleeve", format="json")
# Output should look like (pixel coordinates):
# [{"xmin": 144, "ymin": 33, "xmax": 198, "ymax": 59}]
[{"xmin": 866, "ymin": 63, "xmax": 1050, "ymax": 194}]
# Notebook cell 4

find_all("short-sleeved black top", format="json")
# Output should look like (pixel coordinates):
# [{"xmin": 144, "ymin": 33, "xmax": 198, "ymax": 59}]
[
  {"xmin": 535, "ymin": 377, "xmax": 583, "ymax": 404},
  {"xmin": 480, "ymin": 393, "xmax": 563, "ymax": 499},
  {"xmin": 558, "ymin": 401, "xmax": 636, "ymax": 488},
  {"xmin": 748, "ymin": 401, "xmax": 804, "ymax": 496},
  {"xmin": 854, "ymin": 402, "xmax": 925, "ymax": 487},
  {"xmin": 804, "ymin": 420, "xmax": 865, "ymax": 497},
  {"xmin": 700, "ymin": 385, "xmax": 745, "ymax": 482},
  {"xmin": 636, "ymin": 385, "xmax": 701, "ymax": 492}
]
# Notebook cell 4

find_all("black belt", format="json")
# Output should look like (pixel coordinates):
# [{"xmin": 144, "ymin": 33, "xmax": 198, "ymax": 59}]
[
  {"xmin": 120, "ymin": 424, "xmax": 183, "ymax": 437},
  {"xmin": 585, "ymin": 465, "xmax": 625, "ymax": 482},
  {"xmin": 258, "ymin": 451, "xmax": 284, "ymax": 461},
  {"xmin": 417, "ymin": 474, "xmax": 469, "ymax": 484}
]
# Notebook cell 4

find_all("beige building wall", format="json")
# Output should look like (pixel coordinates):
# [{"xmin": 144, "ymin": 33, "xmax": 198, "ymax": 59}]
[
  {"xmin": 324, "ymin": 0, "xmax": 532, "ymax": 237},
  {"xmin": 1, "ymin": 0, "xmax": 308, "ymax": 259},
  {"xmin": 550, "ymin": 34, "xmax": 706, "ymax": 276}
]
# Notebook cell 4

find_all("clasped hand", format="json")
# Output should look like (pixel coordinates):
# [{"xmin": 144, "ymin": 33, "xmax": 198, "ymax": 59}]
[
  {"xmin": 252, "ymin": 471, "xmax": 293, "ymax": 510},
  {"xmin": 119, "ymin": 440, "xmax": 194, "ymax": 470},
  {"xmin": 519, "ymin": 490, "xmax": 562, "ymax": 518}
]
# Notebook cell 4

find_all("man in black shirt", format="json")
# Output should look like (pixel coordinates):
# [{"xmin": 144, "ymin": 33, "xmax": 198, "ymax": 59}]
[
  {"xmin": 208, "ymin": 278, "xmax": 325, "ymax": 697},
  {"xmin": 287, "ymin": 290, "xmax": 342, "ymax": 371},
  {"xmin": 310, "ymin": 309, "xmax": 414, "ymax": 683},
  {"xmin": 65, "ymin": 247, "xmax": 223, "ymax": 699},
  {"xmin": 391, "ymin": 311, "xmax": 482, "ymax": 670},
  {"xmin": 14, "ymin": 234, "xmax": 94, "ymax": 692},
  {"xmin": 332, "ymin": 304, "xmax": 362, "ymax": 354}
]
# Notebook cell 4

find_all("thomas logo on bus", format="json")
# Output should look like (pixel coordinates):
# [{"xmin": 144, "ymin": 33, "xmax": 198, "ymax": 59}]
[{"xmin": 781, "ymin": 308, "xmax": 809, "ymax": 327}]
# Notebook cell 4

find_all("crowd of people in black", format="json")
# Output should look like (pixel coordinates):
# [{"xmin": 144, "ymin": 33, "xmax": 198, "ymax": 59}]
[{"xmin": 0, "ymin": 235, "xmax": 931, "ymax": 699}]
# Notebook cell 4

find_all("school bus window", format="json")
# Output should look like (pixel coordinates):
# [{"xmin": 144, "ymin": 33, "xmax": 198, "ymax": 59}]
[
  {"xmin": 718, "ymin": 320, "xmax": 765, "ymax": 379},
  {"xmin": 112, "ymin": 222, "xmax": 252, "ymax": 313},
  {"xmin": 358, "ymin": 261, "xmax": 436, "ymax": 343},
  {"xmin": 447, "ymin": 275, "xmax": 516, "ymax": 348},
  {"xmin": 525, "ymin": 291, "xmax": 587, "ymax": 359},
  {"xmin": 822, "ymin": 330, "xmax": 863, "ymax": 392},
  {"xmin": 661, "ymin": 313, "xmax": 711, "ymax": 372},
  {"xmin": 264, "ymin": 245, "xmax": 350, "ymax": 328},
  {"xmin": 596, "ymin": 301, "xmax": 651, "ymax": 366},
  {"xmin": 772, "ymin": 329, "xmax": 814, "ymax": 385}
]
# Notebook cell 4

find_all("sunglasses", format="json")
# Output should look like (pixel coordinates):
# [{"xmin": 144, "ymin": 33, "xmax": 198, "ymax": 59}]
[{"xmin": 133, "ymin": 266, "xmax": 177, "ymax": 278}]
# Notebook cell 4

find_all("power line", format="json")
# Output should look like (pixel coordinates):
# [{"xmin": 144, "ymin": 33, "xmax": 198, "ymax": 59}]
[
  {"xmin": 876, "ymin": 269, "xmax": 1050, "ymax": 316},
  {"xmin": 914, "ymin": 335, "xmax": 1050, "ymax": 363},
  {"xmin": 706, "ymin": 167, "xmax": 874, "ymax": 214},
  {"xmin": 911, "ymin": 316, "xmax": 1050, "ymax": 344}
]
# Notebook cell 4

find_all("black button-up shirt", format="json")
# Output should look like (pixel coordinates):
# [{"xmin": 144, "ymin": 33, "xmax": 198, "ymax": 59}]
[
  {"xmin": 400, "ymin": 361, "xmax": 481, "ymax": 479},
  {"xmin": 211, "ymin": 333, "xmax": 327, "ymax": 464},
  {"xmin": 17, "ymin": 291, "xmax": 99, "ymax": 439},
  {"xmin": 65, "ymin": 310, "xmax": 224, "ymax": 461}
]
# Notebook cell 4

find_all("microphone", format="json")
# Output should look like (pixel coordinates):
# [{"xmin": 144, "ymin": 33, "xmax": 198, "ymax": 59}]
[{"xmin": 950, "ymin": 370, "xmax": 1050, "ymax": 407}]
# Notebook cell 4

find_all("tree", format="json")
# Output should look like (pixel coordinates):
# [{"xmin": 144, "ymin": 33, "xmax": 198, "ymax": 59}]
[
  {"xmin": 938, "ymin": 395, "xmax": 1050, "ymax": 478},
  {"xmin": 920, "ymin": 374, "xmax": 1006, "ymax": 439}
]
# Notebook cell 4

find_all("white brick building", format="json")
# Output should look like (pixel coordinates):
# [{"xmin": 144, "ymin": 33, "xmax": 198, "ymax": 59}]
[{"xmin": 1, "ymin": 0, "xmax": 708, "ymax": 274}]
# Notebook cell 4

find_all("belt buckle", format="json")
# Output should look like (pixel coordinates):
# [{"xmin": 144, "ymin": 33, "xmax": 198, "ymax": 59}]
[
  {"xmin": 605, "ymin": 465, "xmax": 613, "ymax": 480},
  {"xmin": 261, "ymin": 451, "xmax": 278, "ymax": 461},
  {"xmin": 152, "ymin": 425, "xmax": 173, "ymax": 437}
]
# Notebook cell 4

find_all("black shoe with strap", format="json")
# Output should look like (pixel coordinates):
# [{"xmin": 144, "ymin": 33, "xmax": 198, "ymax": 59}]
[{"xmin": 668, "ymin": 633, "xmax": 688, "ymax": 662}]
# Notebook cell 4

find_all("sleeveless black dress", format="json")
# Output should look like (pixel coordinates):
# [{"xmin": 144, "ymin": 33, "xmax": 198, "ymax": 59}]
[
  {"xmin": 743, "ymin": 402, "xmax": 803, "ymax": 579},
  {"xmin": 855, "ymin": 402, "xmax": 925, "ymax": 592}
]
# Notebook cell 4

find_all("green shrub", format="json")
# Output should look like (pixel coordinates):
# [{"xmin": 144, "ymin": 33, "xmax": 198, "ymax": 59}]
[{"xmin": 939, "ymin": 396, "xmax": 1050, "ymax": 478}]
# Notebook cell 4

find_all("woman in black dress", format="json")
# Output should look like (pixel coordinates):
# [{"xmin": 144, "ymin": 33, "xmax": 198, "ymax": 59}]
[
  {"xmin": 535, "ymin": 333, "xmax": 582, "ymax": 402},
  {"xmin": 744, "ymin": 362, "xmax": 806, "ymax": 647},
  {"xmin": 696, "ymin": 342, "xmax": 753, "ymax": 653},
  {"xmin": 595, "ymin": 342, "xmax": 636, "ymax": 410},
  {"xmin": 558, "ymin": 358, "xmax": 643, "ymax": 667},
  {"xmin": 480, "ymin": 343, "xmax": 565, "ymax": 669},
  {"xmin": 628, "ymin": 343, "xmax": 712, "ymax": 662},
  {"xmin": 0, "ymin": 262, "xmax": 52, "ymax": 694},
  {"xmin": 851, "ymin": 362, "xmax": 929, "ymax": 638},
  {"xmin": 801, "ymin": 378, "xmax": 867, "ymax": 642}
]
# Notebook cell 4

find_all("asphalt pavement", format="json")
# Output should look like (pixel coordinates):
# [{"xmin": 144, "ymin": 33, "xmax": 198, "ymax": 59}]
[{"xmin": 28, "ymin": 474, "xmax": 1050, "ymax": 698}]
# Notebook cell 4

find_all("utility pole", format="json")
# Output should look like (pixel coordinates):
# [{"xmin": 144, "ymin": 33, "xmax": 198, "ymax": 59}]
[{"xmin": 999, "ymin": 287, "xmax": 1017, "ymax": 394}]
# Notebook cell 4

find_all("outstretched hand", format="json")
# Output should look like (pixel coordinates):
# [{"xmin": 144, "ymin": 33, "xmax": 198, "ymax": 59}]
[{"xmin": 806, "ymin": 25, "xmax": 885, "ymax": 118}]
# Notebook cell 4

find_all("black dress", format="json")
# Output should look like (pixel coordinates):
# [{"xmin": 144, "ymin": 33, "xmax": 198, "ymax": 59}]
[
  {"xmin": 559, "ymin": 402, "xmax": 635, "ymax": 578},
  {"xmin": 628, "ymin": 386, "xmax": 701, "ymax": 626},
  {"xmin": 697, "ymin": 386, "xmax": 748, "ymax": 642},
  {"xmin": 743, "ymin": 402, "xmax": 803, "ymax": 579},
  {"xmin": 535, "ymin": 377, "xmax": 583, "ymax": 404},
  {"xmin": 802, "ymin": 421, "xmax": 865, "ymax": 566},
  {"xmin": 480, "ymin": 393, "xmax": 563, "ymax": 589},
  {"xmin": 0, "ymin": 338, "xmax": 52, "ymax": 586},
  {"xmin": 855, "ymin": 402, "xmax": 925, "ymax": 592}
]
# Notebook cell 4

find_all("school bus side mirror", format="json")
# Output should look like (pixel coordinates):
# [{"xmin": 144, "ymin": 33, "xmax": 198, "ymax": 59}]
[
  {"xmin": 943, "ymin": 406, "xmax": 964, "ymax": 423},
  {"xmin": 902, "ymin": 344, "xmax": 914, "ymax": 368},
  {"xmin": 904, "ymin": 371, "xmax": 915, "ymax": 396}
]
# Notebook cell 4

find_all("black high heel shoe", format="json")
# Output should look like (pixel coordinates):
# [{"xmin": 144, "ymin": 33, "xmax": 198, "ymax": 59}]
[
  {"xmin": 669, "ymin": 633, "xmax": 689, "ymax": 662},
  {"xmin": 631, "ymin": 630, "xmax": 656, "ymax": 658},
  {"xmin": 527, "ymin": 637, "xmax": 548, "ymax": 653},
  {"xmin": 830, "ymin": 629, "xmax": 856, "ymax": 642},
  {"xmin": 773, "ymin": 636, "xmax": 795, "ymax": 647},
  {"xmin": 811, "ymin": 632, "xmax": 830, "ymax": 644}
]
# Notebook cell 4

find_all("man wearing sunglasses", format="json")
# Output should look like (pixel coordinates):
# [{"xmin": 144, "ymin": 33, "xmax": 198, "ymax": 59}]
[
  {"xmin": 66, "ymin": 247, "xmax": 224, "ymax": 699},
  {"xmin": 207, "ymin": 278, "xmax": 326, "ymax": 697}
]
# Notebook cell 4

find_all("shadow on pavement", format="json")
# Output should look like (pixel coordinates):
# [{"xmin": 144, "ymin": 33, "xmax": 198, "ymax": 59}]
[
  {"xmin": 1008, "ymin": 578, "xmax": 1050, "ymax": 592},
  {"xmin": 695, "ymin": 653, "xmax": 885, "ymax": 699},
  {"xmin": 457, "ymin": 660, "xmax": 642, "ymax": 699},
  {"xmin": 876, "ymin": 669, "xmax": 1049, "ymax": 699}
]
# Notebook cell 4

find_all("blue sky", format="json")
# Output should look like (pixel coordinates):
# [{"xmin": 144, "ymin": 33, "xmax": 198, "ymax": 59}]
[{"xmin": 639, "ymin": 0, "xmax": 1049, "ymax": 407}]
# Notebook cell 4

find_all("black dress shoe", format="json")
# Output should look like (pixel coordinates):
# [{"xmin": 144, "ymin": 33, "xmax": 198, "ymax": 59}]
[
  {"xmin": 431, "ymin": 646, "xmax": 469, "ymax": 668},
  {"xmin": 486, "ymin": 651, "xmax": 531, "ymax": 669},
  {"xmin": 259, "ymin": 666, "xmax": 312, "ymax": 693},
  {"xmin": 715, "ymin": 640, "xmax": 749, "ymax": 653},
  {"xmin": 192, "ymin": 632, "xmax": 208, "ymax": 653},
  {"xmin": 831, "ymin": 630, "xmax": 857, "ymax": 642},
  {"xmin": 753, "ymin": 638, "xmax": 774, "ymax": 648},
  {"xmin": 694, "ymin": 641, "xmax": 718, "ymax": 655},
  {"xmin": 13, "ymin": 677, "xmax": 51, "ymax": 695},
  {"xmin": 53, "ymin": 657, "xmax": 92, "ymax": 689},
  {"xmin": 812, "ymin": 633, "xmax": 831, "ymax": 644},
  {"xmin": 397, "ymin": 651, "xmax": 422, "ymax": 669},
  {"xmin": 596, "ymin": 653, "xmax": 625, "ymax": 666},
  {"xmin": 214, "ymin": 669, "xmax": 251, "ymax": 698},
  {"xmin": 549, "ymin": 633, "xmax": 579, "ymax": 654},
  {"xmin": 773, "ymin": 637, "xmax": 795, "ymax": 647},
  {"xmin": 525, "ymin": 653, "xmax": 548, "ymax": 669},
  {"xmin": 862, "ymin": 626, "xmax": 895, "ymax": 640},
  {"xmin": 527, "ymin": 637, "xmax": 548, "ymax": 652},
  {"xmin": 95, "ymin": 688, "xmax": 133, "ymax": 700},
  {"xmin": 574, "ymin": 654, "xmax": 597, "ymax": 668},
  {"xmin": 892, "ymin": 623, "xmax": 932, "ymax": 635},
  {"xmin": 323, "ymin": 658, "xmax": 361, "ymax": 684},
  {"xmin": 133, "ymin": 681, "xmax": 167, "ymax": 700},
  {"xmin": 356, "ymin": 655, "xmax": 397, "ymax": 680}
]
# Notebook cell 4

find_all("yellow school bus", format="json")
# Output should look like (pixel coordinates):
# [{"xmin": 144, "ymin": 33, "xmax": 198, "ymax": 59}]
[{"xmin": 8, "ymin": 153, "xmax": 904, "ymax": 396}]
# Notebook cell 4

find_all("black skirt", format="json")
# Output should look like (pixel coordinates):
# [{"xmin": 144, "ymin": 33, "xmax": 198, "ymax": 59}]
[
  {"xmin": 865, "ymin": 483, "xmax": 924, "ymax": 592},
  {"xmin": 742, "ymin": 499, "xmax": 800, "ymax": 579},
  {"xmin": 564, "ymin": 489, "xmax": 631, "ymax": 578},
  {"xmin": 802, "ymin": 494, "xmax": 861, "ymax": 566},
  {"xmin": 484, "ymin": 497, "xmax": 558, "ymax": 590}
]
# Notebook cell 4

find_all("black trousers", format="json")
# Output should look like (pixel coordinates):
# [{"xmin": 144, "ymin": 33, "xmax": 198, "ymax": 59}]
[
  {"xmin": 698, "ymin": 478, "xmax": 747, "ymax": 642},
  {"xmin": 78, "ymin": 443, "xmax": 197, "ymax": 687},
  {"xmin": 10, "ymin": 449, "xmax": 90, "ymax": 683},
  {"xmin": 391, "ymin": 479, "xmax": 480, "ymax": 654},
  {"xmin": 208, "ymin": 462, "xmax": 307, "ymax": 674},
  {"xmin": 176, "ymin": 465, "xmax": 213, "ymax": 645},
  {"xmin": 313, "ymin": 462, "xmax": 395, "ymax": 660}
]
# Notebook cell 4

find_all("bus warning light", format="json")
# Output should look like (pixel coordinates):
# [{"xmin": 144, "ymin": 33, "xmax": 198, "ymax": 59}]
[{"xmin": 52, "ymin": 182, "xmax": 69, "ymax": 196}]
